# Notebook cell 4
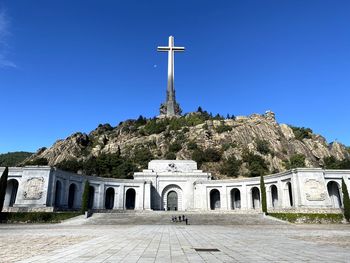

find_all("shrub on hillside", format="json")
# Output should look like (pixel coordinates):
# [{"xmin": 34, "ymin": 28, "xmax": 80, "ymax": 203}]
[
  {"xmin": 290, "ymin": 126, "xmax": 313, "ymax": 141},
  {"xmin": 215, "ymin": 123, "xmax": 232, "ymax": 133},
  {"xmin": 283, "ymin": 154, "xmax": 306, "ymax": 170},
  {"xmin": 242, "ymin": 151, "xmax": 269, "ymax": 177},
  {"xmin": 220, "ymin": 156, "xmax": 241, "ymax": 177},
  {"xmin": 256, "ymin": 139, "xmax": 271, "ymax": 155}
]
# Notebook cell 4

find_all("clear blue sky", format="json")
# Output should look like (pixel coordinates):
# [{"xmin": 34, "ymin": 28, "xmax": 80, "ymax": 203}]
[{"xmin": 0, "ymin": 0, "xmax": 349, "ymax": 153}]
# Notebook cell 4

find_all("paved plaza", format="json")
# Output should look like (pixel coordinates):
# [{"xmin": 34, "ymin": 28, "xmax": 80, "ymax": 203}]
[{"xmin": 0, "ymin": 222, "xmax": 350, "ymax": 262}]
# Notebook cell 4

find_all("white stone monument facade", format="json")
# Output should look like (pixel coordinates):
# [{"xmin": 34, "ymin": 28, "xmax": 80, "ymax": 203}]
[{"xmin": 1, "ymin": 160, "xmax": 349, "ymax": 213}]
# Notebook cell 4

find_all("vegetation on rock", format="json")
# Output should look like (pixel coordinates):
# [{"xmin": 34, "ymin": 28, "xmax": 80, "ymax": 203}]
[
  {"xmin": 22, "ymin": 109, "xmax": 350, "ymax": 179},
  {"xmin": 242, "ymin": 151, "xmax": 269, "ymax": 177},
  {"xmin": 283, "ymin": 154, "xmax": 305, "ymax": 170},
  {"xmin": 219, "ymin": 156, "xmax": 241, "ymax": 177},
  {"xmin": 290, "ymin": 126, "xmax": 313, "ymax": 141},
  {"xmin": 323, "ymin": 156, "xmax": 350, "ymax": 169},
  {"xmin": 0, "ymin": 152, "xmax": 33, "ymax": 167}
]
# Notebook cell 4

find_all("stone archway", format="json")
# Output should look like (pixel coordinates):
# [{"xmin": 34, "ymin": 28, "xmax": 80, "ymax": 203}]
[
  {"xmin": 5, "ymin": 179, "xmax": 19, "ymax": 207},
  {"xmin": 105, "ymin": 187, "xmax": 115, "ymax": 209},
  {"xmin": 251, "ymin": 187, "xmax": 260, "ymax": 209},
  {"xmin": 271, "ymin": 185, "xmax": 278, "ymax": 208},
  {"xmin": 125, "ymin": 188, "xmax": 136, "ymax": 210},
  {"xmin": 162, "ymin": 185, "xmax": 182, "ymax": 211},
  {"xmin": 231, "ymin": 188, "xmax": 241, "ymax": 209},
  {"xmin": 327, "ymin": 181, "xmax": 342, "ymax": 208},
  {"xmin": 210, "ymin": 189, "xmax": 221, "ymax": 210}
]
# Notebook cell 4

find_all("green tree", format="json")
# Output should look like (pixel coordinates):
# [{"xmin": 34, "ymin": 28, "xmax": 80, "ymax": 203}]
[
  {"xmin": 220, "ymin": 156, "xmax": 241, "ymax": 177},
  {"xmin": 342, "ymin": 178, "xmax": 350, "ymax": 222},
  {"xmin": 56, "ymin": 159, "xmax": 82, "ymax": 173},
  {"xmin": 165, "ymin": 152, "xmax": 176, "ymax": 160},
  {"xmin": 26, "ymin": 158, "xmax": 49, "ymax": 166},
  {"xmin": 260, "ymin": 175, "xmax": 267, "ymax": 214},
  {"xmin": 284, "ymin": 154, "xmax": 305, "ymax": 169},
  {"xmin": 256, "ymin": 139, "xmax": 271, "ymax": 155},
  {"xmin": 0, "ymin": 167, "xmax": 9, "ymax": 213},
  {"xmin": 0, "ymin": 152, "xmax": 33, "ymax": 167},
  {"xmin": 242, "ymin": 151, "xmax": 269, "ymax": 177},
  {"xmin": 81, "ymin": 181, "xmax": 90, "ymax": 213},
  {"xmin": 290, "ymin": 126, "xmax": 313, "ymax": 141},
  {"xmin": 204, "ymin": 148, "xmax": 222, "ymax": 162},
  {"xmin": 168, "ymin": 142, "xmax": 182, "ymax": 153}
]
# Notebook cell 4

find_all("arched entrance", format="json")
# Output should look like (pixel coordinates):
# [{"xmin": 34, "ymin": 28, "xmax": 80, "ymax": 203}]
[
  {"xmin": 125, "ymin": 188, "xmax": 136, "ymax": 210},
  {"xmin": 252, "ymin": 187, "xmax": 260, "ymax": 209},
  {"xmin": 162, "ymin": 185, "xmax": 182, "ymax": 211},
  {"xmin": 5, "ymin": 179, "xmax": 19, "ymax": 207},
  {"xmin": 105, "ymin": 187, "xmax": 115, "ymax": 209},
  {"xmin": 231, "ymin": 188, "xmax": 241, "ymax": 209},
  {"xmin": 327, "ymin": 181, "xmax": 342, "ymax": 208},
  {"xmin": 167, "ymin": 191, "xmax": 178, "ymax": 211},
  {"xmin": 88, "ymin": 186, "xmax": 95, "ymax": 209},
  {"xmin": 271, "ymin": 185, "xmax": 278, "ymax": 208},
  {"xmin": 210, "ymin": 189, "xmax": 221, "ymax": 210},
  {"xmin": 54, "ymin": 180, "xmax": 62, "ymax": 207},
  {"xmin": 68, "ymin": 183, "xmax": 77, "ymax": 209},
  {"xmin": 286, "ymin": 182, "xmax": 293, "ymax": 207}
]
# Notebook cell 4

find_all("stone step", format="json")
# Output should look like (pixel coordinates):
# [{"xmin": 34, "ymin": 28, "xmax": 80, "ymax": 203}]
[{"xmin": 83, "ymin": 212, "xmax": 287, "ymax": 225}]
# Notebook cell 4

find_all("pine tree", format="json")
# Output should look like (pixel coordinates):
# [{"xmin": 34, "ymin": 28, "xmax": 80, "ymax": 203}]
[
  {"xmin": 0, "ymin": 167, "xmax": 9, "ymax": 213},
  {"xmin": 342, "ymin": 178, "xmax": 350, "ymax": 222},
  {"xmin": 81, "ymin": 180, "xmax": 90, "ymax": 214},
  {"xmin": 260, "ymin": 174, "xmax": 267, "ymax": 214}
]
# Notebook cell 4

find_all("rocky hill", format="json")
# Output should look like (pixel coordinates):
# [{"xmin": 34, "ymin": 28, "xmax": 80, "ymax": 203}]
[{"xmin": 24, "ymin": 110, "xmax": 350, "ymax": 179}]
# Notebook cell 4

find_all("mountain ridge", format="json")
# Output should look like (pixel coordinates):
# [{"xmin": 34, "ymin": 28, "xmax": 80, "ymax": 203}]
[{"xmin": 24, "ymin": 110, "xmax": 350, "ymax": 178}]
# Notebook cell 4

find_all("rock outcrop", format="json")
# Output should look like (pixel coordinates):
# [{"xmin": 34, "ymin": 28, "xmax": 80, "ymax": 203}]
[{"xmin": 25, "ymin": 111, "xmax": 350, "ymax": 178}]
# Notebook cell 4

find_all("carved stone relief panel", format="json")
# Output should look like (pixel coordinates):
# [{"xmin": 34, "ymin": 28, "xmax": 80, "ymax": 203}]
[
  {"xmin": 304, "ymin": 179, "xmax": 326, "ymax": 201},
  {"xmin": 23, "ymin": 177, "xmax": 44, "ymax": 200}
]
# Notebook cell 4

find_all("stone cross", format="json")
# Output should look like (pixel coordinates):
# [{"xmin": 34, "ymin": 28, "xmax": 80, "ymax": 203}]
[{"xmin": 157, "ymin": 36, "xmax": 185, "ymax": 117}]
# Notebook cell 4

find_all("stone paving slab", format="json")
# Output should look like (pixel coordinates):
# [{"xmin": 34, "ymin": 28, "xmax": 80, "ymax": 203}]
[{"xmin": 0, "ymin": 224, "xmax": 349, "ymax": 262}]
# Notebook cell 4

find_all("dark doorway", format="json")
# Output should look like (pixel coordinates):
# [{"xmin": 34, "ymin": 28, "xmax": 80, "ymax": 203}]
[
  {"xmin": 231, "ymin": 188, "xmax": 241, "ymax": 209},
  {"xmin": 252, "ymin": 187, "xmax": 260, "ymax": 209},
  {"xmin": 167, "ymin": 191, "xmax": 178, "ymax": 211},
  {"xmin": 6, "ymin": 179, "xmax": 19, "ymax": 207},
  {"xmin": 125, "ymin": 188, "xmax": 136, "ymax": 210},
  {"xmin": 287, "ymin": 182, "xmax": 293, "ymax": 207},
  {"xmin": 68, "ymin": 183, "xmax": 76, "ymax": 209},
  {"xmin": 105, "ymin": 187, "xmax": 115, "ymax": 209},
  {"xmin": 271, "ymin": 185, "xmax": 278, "ymax": 208},
  {"xmin": 210, "ymin": 189, "xmax": 221, "ymax": 210},
  {"xmin": 327, "ymin": 181, "xmax": 342, "ymax": 208},
  {"xmin": 54, "ymin": 180, "xmax": 62, "ymax": 207},
  {"xmin": 88, "ymin": 186, "xmax": 94, "ymax": 209}
]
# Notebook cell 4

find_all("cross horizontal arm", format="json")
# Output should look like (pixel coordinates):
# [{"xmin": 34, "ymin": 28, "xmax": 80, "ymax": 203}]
[
  {"xmin": 157, "ymin": 47, "xmax": 170, "ymax": 51},
  {"xmin": 173, "ymin": 47, "xmax": 185, "ymax": 51},
  {"xmin": 157, "ymin": 46, "xmax": 185, "ymax": 52}
]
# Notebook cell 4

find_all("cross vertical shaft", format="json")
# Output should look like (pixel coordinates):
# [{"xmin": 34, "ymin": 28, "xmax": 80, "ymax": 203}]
[{"xmin": 157, "ymin": 36, "xmax": 185, "ymax": 117}]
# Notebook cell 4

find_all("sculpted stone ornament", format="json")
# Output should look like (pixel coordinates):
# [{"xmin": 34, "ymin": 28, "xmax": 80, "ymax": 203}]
[
  {"xmin": 304, "ymin": 179, "xmax": 326, "ymax": 201},
  {"xmin": 23, "ymin": 177, "xmax": 44, "ymax": 200},
  {"xmin": 167, "ymin": 163, "xmax": 178, "ymax": 172},
  {"xmin": 157, "ymin": 36, "xmax": 184, "ymax": 117}
]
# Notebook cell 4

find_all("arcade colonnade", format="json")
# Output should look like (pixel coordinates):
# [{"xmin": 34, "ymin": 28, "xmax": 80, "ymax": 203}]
[{"xmin": 1, "ymin": 162, "xmax": 349, "ymax": 213}]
